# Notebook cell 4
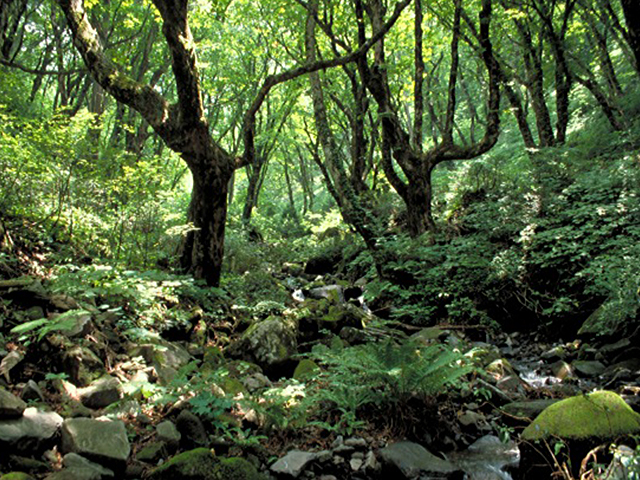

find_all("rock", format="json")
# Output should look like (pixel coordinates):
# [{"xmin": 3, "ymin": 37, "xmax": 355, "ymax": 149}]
[
  {"xmin": 344, "ymin": 437, "xmax": 368, "ymax": 449},
  {"xmin": 176, "ymin": 409, "xmax": 208, "ymax": 448},
  {"xmin": 136, "ymin": 442, "xmax": 167, "ymax": 463},
  {"xmin": 450, "ymin": 435, "xmax": 520, "ymax": 479},
  {"xmin": 61, "ymin": 418, "xmax": 130, "ymax": 470},
  {"xmin": 572, "ymin": 360, "xmax": 605, "ymax": 377},
  {"xmin": 45, "ymin": 453, "xmax": 115, "ymax": 479},
  {"xmin": 458, "ymin": 410, "xmax": 487, "ymax": 428},
  {"xmin": 541, "ymin": 345, "xmax": 567, "ymax": 361},
  {"xmin": 378, "ymin": 441, "xmax": 459, "ymax": 478},
  {"xmin": 362, "ymin": 451, "xmax": 381, "ymax": 473},
  {"xmin": 50, "ymin": 294, "xmax": 80, "ymax": 311},
  {"xmin": 501, "ymin": 399, "xmax": 561, "ymax": 419},
  {"xmin": 0, "ymin": 407, "xmax": 63, "ymax": 452},
  {"xmin": 270, "ymin": 450, "xmax": 317, "ymax": 478},
  {"xmin": 157, "ymin": 420, "xmax": 181, "ymax": 449},
  {"xmin": 21, "ymin": 380, "xmax": 45, "ymax": 403},
  {"xmin": 522, "ymin": 391, "xmax": 640, "ymax": 441},
  {"xmin": 229, "ymin": 316, "xmax": 298, "ymax": 370},
  {"xmin": 55, "ymin": 311, "xmax": 93, "ymax": 338},
  {"xmin": 0, "ymin": 351, "xmax": 23, "ymax": 383},
  {"xmin": 62, "ymin": 346, "xmax": 105, "ymax": 387},
  {"xmin": 599, "ymin": 338, "xmax": 631, "ymax": 356},
  {"xmin": 496, "ymin": 375, "xmax": 525, "ymax": 396},
  {"xmin": 307, "ymin": 285, "xmax": 344, "ymax": 303},
  {"xmin": 132, "ymin": 340, "xmax": 192, "ymax": 385},
  {"xmin": 0, "ymin": 473, "xmax": 35, "ymax": 480},
  {"xmin": 350, "ymin": 457, "xmax": 363, "ymax": 471},
  {"xmin": 149, "ymin": 449, "xmax": 265, "ymax": 480},
  {"xmin": 293, "ymin": 359, "xmax": 320, "ymax": 381},
  {"xmin": 78, "ymin": 376, "xmax": 122, "ymax": 409},
  {"xmin": 549, "ymin": 360, "xmax": 574, "ymax": 380},
  {"xmin": 0, "ymin": 388, "xmax": 27, "ymax": 419},
  {"xmin": 485, "ymin": 359, "xmax": 516, "ymax": 380}
]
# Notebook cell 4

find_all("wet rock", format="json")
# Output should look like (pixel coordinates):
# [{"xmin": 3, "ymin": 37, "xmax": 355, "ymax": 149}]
[
  {"xmin": 176, "ymin": 409, "xmax": 208, "ymax": 448},
  {"xmin": 156, "ymin": 420, "xmax": 181, "ymax": 450},
  {"xmin": 450, "ymin": 435, "xmax": 520, "ymax": 479},
  {"xmin": 522, "ymin": 391, "xmax": 640, "ymax": 441},
  {"xmin": 550, "ymin": 360, "xmax": 574, "ymax": 380},
  {"xmin": 600, "ymin": 338, "xmax": 631, "ymax": 356},
  {"xmin": 0, "ymin": 407, "xmax": 63, "ymax": 452},
  {"xmin": 61, "ymin": 418, "xmax": 130, "ymax": 471},
  {"xmin": 45, "ymin": 452, "xmax": 115, "ymax": 479},
  {"xmin": 78, "ymin": 376, "xmax": 122, "ymax": 409},
  {"xmin": 573, "ymin": 360, "xmax": 605, "ymax": 377},
  {"xmin": 378, "ymin": 441, "xmax": 459, "ymax": 478},
  {"xmin": 270, "ymin": 450, "xmax": 317, "ymax": 478},
  {"xmin": 0, "ymin": 388, "xmax": 27, "ymax": 419}
]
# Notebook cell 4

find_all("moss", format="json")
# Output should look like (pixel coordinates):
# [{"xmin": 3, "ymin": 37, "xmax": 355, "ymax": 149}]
[
  {"xmin": 148, "ymin": 448, "xmax": 216, "ymax": 480},
  {"xmin": 211, "ymin": 457, "xmax": 266, "ymax": 480},
  {"xmin": 522, "ymin": 391, "xmax": 640, "ymax": 441},
  {"xmin": 293, "ymin": 359, "xmax": 320, "ymax": 381},
  {"xmin": 0, "ymin": 474, "xmax": 36, "ymax": 480},
  {"xmin": 221, "ymin": 377, "xmax": 247, "ymax": 396}
]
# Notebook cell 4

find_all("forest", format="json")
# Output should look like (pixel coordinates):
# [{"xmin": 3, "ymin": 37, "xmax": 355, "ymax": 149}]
[{"xmin": 0, "ymin": 0, "xmax": 640, "ymax": 478}]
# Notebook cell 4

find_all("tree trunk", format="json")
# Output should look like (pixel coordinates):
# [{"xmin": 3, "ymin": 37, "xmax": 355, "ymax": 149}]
[
  {"xmin": 180, "ymin": 160, "xmax": 230, "ymax": 287},
  {"xmin": 621, "ymin": 0, "xmax": 640, "ymax": 75}
]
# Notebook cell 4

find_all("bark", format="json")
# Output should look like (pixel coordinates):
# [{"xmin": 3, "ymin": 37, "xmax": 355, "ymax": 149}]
[{"xmin": 621, "ymin": 0, "xmax": 640, "ymax": 75}]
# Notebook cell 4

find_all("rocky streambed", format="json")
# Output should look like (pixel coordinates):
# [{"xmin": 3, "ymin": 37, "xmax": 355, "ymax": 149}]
[{"xmin": 1, "ymin": 276, "xmax": 639, "ymax": 480}]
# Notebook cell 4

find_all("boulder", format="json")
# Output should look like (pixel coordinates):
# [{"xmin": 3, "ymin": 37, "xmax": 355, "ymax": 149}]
[
  {"xmin": 60, "ymin": 418, "xmax": 130, "ymax": 470},
  {"xmin": 270, "ymin": 450, "xmax": 317, "ymax": 478},
  {"xmin": 148, "ymin": 448, "xmax": 216, "ymax": 480},
  {"xmin": 62, "ymin": 346, "xmax": 105, "ymax": 387},
  {"xmin": 228, "ymin": 316, "xmax": 298, "ymax": 370},
  {"xmin": 572, "ymin": 360, "xmax": 605, "ymax": 377},
  {"xmin": 132, "ymin": 340, "xmax": 191, "ymax": 385},
  {"xmin": 176, "ymin": 410, "xmax": 208, "ymax": 449},
  {"xmin": 156, "ymin": 420, "xmax": 181, "ymax": 449},
  {"xmin": 0, "ymin": 388, "xmax": 27, "ymax": 419},
  {"xmin": 378, "ymin": 441, "xmax": 459, "ymax": 478},
  {"xmin": 45, "ymin": 453, "xmax": 115, "ymax": 480},
  {"xmin": 78, "ymin": 376, "xmax": 122, "ymax": 409},
  {"xmin": 0, "ymin": 407, "xmax": 63, "ymax": 452},
  {"xmin": 522, "ymin": 391, "xmax": 640, "ymax": 441}
]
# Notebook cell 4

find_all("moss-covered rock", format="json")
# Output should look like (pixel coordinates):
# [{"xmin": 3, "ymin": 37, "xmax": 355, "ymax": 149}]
[
  {"xmin": 211, "ymin": 457, "xmax": 266, "ymax": 480},
  {"xmin": 148, "ymin": 450, "xmax": 265, "ymax": 480},
  {"xmin": 148, "ymin": 448, "xmax": 217, "ymax": 480},
  {"xmin": 521, "ymin": 391, "xmax": 640, "ymax": 441},
  {"xmin": 293, "ymin": 359, "xmax": 320, "ymax": 381},
  {"xmin": 0, "ymin": 473, "xmax": 36, "ymax": 480}
]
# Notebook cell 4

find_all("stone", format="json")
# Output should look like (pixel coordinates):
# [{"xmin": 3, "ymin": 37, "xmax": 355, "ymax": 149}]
[
  {"xmin": 61, "ymin": 418, "xmax": 130, "ymax": 470},
  {"xmin": 0, "ymin": 407, "xmax": 63, "ymax": 452},
  {"xmin": 293, "ymin": 359, "xmax": 320, "ymax": 381},
  {"xmin": 156, "ymin": 420, "xmax": 181, "ymax": 449},
  {"xmin": 522, "ymin": 391, "xmax": 640, "ymax": 441},
  {"xmin": 344, "ymin": 437, "xmax": 368, "ymax": 448},
  {"xmin": 350, "ymin": 457, "xmax": 363, "ymax": 471},
  {"xmin": 45, "ymin": 453, "xmax": 115, "ymax": 479},
  {"xmin": 378, "ymin": 441, "xmax": 458, "ymax": 478},
  {"xmin": 62, "ymin": 346, "xmax": 105, "ymax": 387},
  {"xmin": 0, "ymin": 388, "xmax": 27, "ymax": 419},
  {"xmin": 501, "ymin": 399, "xmax": 561, "ymax": 419},
  {"xmin": 148, "ymin": 449, "xmax": 265, "ymax": 480},
  {"xmin": 78, "ymin": 376, "xmax": 122, "ymax": 409},
  {"xmin": 573, "ymin": 360, "xmax": 606, "ymax": 377},
  {"xmin": 0, "ymin": 351, "xmax": 23, "ymax": 383},
  {"xmin": 56, "ymin": 311, "xmax": 93, "ymax": 338},
  {"xmin": 0, "ymin": 473, "xmax": 36, "ymax": 480},
  {"xmin": 132, "ymin": 340, "xmax": 192, "ymax": 385},
  {"xmin": 176, "ymin": 409, "xmax": 208, "ymax": 448},
  {"xmin": 449, "ymin": 435, "xmax": 520, "ymax": 478},
  {"xmin": 270, "ymin": 450, "xmax": 317, "ymax": 478},
  {"xmin": 541, "ymin": 345, "xmax": 567, "ymax": 361},
  {"xmin": 136, "ymin": 442, "xmax": 167, "ymax": 463},
  {"xmin": 230, "ymin": 316, "xmax": 298, "ymax": 369},
  {"xmin": 550, "ymin": 360, "xmax": 574, "ymax": 380},
  {"xmin": 21, "ymin": 380, "xmax": 45, "ymax": 403},
  {"xmin": 307, "ymin": 285, "xmax": 344, "ymax": 303}
]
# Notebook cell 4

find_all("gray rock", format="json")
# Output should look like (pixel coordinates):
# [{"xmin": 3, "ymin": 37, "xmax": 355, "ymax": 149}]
[
  {"xmin": 62, "ymin": 346, "xmax": 105, "ymax": 387},
  {"xmin": 501, "ymin": 399, "xmax": 561, "ymax": 419},
  {"xmin": 44, "ymin": 453, "xmax": 115, "ymax": 480},
  {"xmin": 78, "ymin": 376, "xmax": 122, "ymax": 409},
  {"xmin": 156, "ymin": 420, "xmax": 181, "ymax": 449},
  {"xmin": 573, "ymin": 360, "xmax": 606, "ymax": 377},
  {"xmin": 132, "ymin": 340, "xmax": 191, "ymax": 385},
  {"xmin": 135, "ymin": 441, "xmax": 166, "ymax": 463},
  {"xmin": 56, "ymin": 312, "xmax": 93, "ymax": 338},
  {"xmin": 550, "ymin": 360, "xmax": 574, "ymax": 380},
  {"xmin": 0, "ymin": 407, "xmax": 63, "ymax": 452},
  {"xmin": 61, "ymin": 418, "xmax": 130, "ymax": 470},
  {"xmin": 350, "ymin": 457, "xmax": 363, "ymax": 471},
  {"xmin": 21, "ymin": 380, "xmax": 45, "ymax": 402},
  {"xmin": 0, "ymin": 387, "xmax": 27, "ymax": 419},
  {"xmin": 378, "ymin": 441, "xmax": 458, "ymax": 478},
  {"xmin": 230, "ymin": 316, "xmax": 298, "ymax": 369},
  {"xmin": 362, "ymin": 450, "xmax": 381, "ymax": 473},
  {"xmin": 270, "ymin": 450, "xmax": 317, "ymax": 478},
  {"xmin": 344, "ymin": 437, "xmax": 368, "ymax": 448},
  {"xmin": 307, "ymin": 285, "xmax": 344, "ymax": 302},
  {"xmin": 450, "ymin": 435, "xmax": 520, "ymax": 479}
]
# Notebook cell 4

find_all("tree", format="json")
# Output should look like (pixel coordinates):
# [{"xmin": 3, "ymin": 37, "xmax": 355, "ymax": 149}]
[{"xmin": 54, "ymin": 0, "xmax": 411, "ymax": 286}]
